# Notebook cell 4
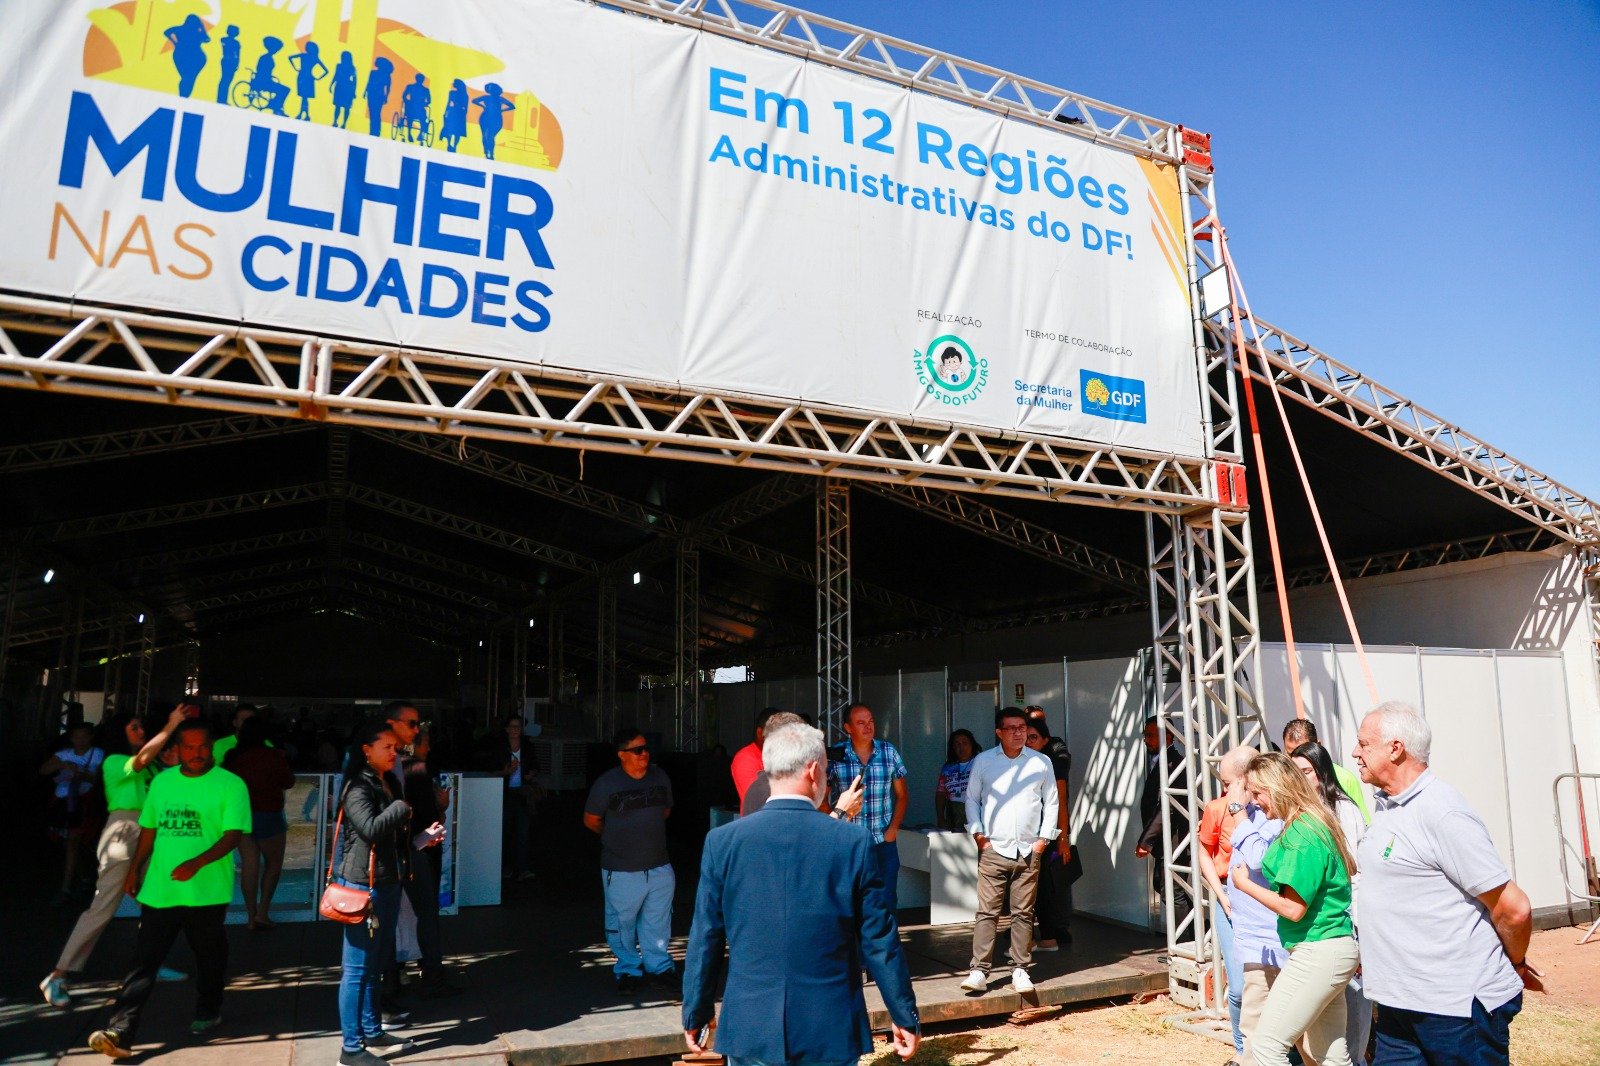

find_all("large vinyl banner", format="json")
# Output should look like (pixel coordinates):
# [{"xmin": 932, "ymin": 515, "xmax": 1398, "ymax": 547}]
[{"xmin": 0, "ymin": 0, "xmax": 1206, "ymax": 457}]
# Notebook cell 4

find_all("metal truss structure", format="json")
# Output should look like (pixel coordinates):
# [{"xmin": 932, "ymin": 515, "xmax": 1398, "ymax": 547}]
[
  {"xmin": 608, "ymin": 0, "xmax": 1183, "ymax": 161},
  {"xmin": 1586, "ymin": 550, "xmax": 1600, "ymax": 715},
  {"xmin": 1213, "ymin": 315, "xmax": 1599, "ymax": 544},
  {"xmin": 817, "ymin": 481, "xmax": 853, "ymax": 743},
  {"xmin": 0, "ymin": 293, "xmax": 1209, "ymax": 512},
  {"xmin": 859, "ymin": 483, "xmax": 1146, "ymax": 593}
]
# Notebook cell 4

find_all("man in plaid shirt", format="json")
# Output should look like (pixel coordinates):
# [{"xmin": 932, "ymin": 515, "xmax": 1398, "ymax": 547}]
[{"xmin": 828, "ymin": 704, "xmax": 909, "ymax": 912}]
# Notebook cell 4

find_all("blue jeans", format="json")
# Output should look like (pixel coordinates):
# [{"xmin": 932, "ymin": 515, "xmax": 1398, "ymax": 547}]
[
  {"xmin": 1372, "ymin": 994, "xmax": 1521, "ymax": 1065},
  {"xmin": 337, "ymin": 880, "xmax": 401, "ymax": 1052},
  {"xmin": 729, "ymin": 1059, "xmax": 856, "ymax": 1066},
  {"xmin": 1214, "ymin": 898, "xmax": 1244, "ymax": 1054},
  {"xmin": 873, "ymin": 839, "xmax": 900, "ymax": 914},
  {"xmin": 602, "ymin": 864, "xmax": 675, "ymax": 978}
]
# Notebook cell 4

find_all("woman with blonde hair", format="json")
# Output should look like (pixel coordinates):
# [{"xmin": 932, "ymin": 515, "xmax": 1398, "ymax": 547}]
[{"xmin": 1230, "ymin": 751, "xmax": 1358, "ymax": 1066}]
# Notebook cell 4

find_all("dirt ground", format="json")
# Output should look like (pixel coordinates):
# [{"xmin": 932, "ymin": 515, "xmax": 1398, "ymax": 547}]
[{"xmin": 857, "ymin": 928, "xmax": 1600, "ymax": 1066}]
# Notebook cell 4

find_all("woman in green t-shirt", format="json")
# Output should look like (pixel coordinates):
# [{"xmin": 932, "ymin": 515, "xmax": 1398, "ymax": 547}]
[
  {"xmin": 1229, "ymin": 752, "xmax": 1359, "ymax": 1066},
  {"xmin": 39, "ymin": 706, "xmax": 189, "ymax": 1008}
]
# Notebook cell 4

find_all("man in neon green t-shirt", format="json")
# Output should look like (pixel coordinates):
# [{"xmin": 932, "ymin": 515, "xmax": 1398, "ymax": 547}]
[{"xmin": 88, "ymin": 721, "xmax": 250, "ymax": 1060}]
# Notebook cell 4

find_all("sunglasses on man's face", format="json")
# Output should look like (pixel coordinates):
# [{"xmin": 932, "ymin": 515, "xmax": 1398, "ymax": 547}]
[{"xmin": 620, "ymin": 744, "xmax": 649, "ymax": 755}]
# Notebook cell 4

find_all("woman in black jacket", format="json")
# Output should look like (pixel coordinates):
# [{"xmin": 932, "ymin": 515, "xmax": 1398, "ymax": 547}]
[{"xmin": 336, "ymin": 723, "xmax": 413, "ymax": 1066}]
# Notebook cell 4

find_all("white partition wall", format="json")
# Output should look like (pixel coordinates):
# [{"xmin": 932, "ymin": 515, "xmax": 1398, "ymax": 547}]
[
  {"xmin": 1066, "ymin": 654, "xmax": 1154, "ymax": 929},
  {"xmin": 999, "ymin": 660, "xmax": 1069, "ymax": 740},
  {"xmin": 1495, "ymin": 653, "xmax": 1581, "ymax": 909},
  {"xmin": 899, "ymin": 670, "xmax": 951, "ymax": 828},
  {"xmin": 1254, "ymin": 643, "xmax": 1578, "ymax": 911},
  {"xmin": 952, "ymin": 690, "xmax": 998, "ymax": 747},
  {"xmin": 1421, "ymin": 651, "xmax": 1515, "ymax": 858}
]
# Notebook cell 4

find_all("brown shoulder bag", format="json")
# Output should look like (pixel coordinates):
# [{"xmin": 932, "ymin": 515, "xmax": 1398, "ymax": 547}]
[{"xmin": 318, "ymin": 791, "xmax": 375, "ymax": 924}]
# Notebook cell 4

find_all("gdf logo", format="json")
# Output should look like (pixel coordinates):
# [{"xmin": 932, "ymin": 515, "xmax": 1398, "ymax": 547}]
[{"xmin": 1080, "ymin": 369, "xmax": 1147, "ymax": 424}]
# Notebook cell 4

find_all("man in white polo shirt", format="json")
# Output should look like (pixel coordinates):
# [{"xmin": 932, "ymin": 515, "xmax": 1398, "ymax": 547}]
[
  {"xmin": 1351, "ymin": 701, "xmax": 1541, "ymax": 1065},
  {"xmin": 959, "ymin": 706, "xmax": 1059, "ymax": 997}
]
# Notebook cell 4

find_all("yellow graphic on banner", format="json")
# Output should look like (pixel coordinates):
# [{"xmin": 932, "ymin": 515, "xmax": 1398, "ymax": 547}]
[
  {"xmin": 81, "ymin": 0, "xmax": 563, "ymax": 171},
  {"xmin": 1136, "ymin": 157, "xmax": 1188, "ymax": 305}
]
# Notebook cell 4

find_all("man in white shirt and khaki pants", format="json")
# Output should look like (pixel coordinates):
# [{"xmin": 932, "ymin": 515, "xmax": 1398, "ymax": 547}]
[{"xmin": 960, "ymin": 706, "xmax": 1061, "ymax": 995}]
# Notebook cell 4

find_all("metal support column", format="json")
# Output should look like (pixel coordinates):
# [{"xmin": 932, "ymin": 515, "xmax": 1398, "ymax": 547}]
[
  {"xmin": 675, "ymin": 545, "xmax": 701, "ymax": 751},
  {"xmin": 182, "ymin": 640, "xmax": 200, "ymax": 698},
  {"xmin": 513, "ymin": 618, "xmax": 528, "ymax": 716},
  {"xmin": 1584, "ymin": 547, "xmax": 1600, "ymax": 737},
  {"xmin": 547, "ymin": 605, "xmax": 565, "ymax": 704},
  {"xmin": 134, "ymin": 618, "xmax": 155, "ymax": 714},
  {"xmin": 0, "ymin": 549, "xmax": 16, "ymax": 695},
  {"xmin": 103, "ymin": 614, "xmax": 128, "ymax": 714},
  {"xmin": 816, "ymin": 480, "xmax": 852, "ymax": 743},
  {"xmin": 1149, "ymin": 502, "xmax": 1264, "ymax": 1014},
  {"xmin": 597, "ymin": 579, "xmax": 618, "ymax": 741},
  {"xmin": 486, "ymin": 628, "xmax": 500, "ymax": 720},
  {"xmin": 63, "ymin": 589, "xmax": 85, "ymax": 717}
]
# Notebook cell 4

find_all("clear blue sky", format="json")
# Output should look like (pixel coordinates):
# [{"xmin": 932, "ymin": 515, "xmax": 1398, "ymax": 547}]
[{"xmin": 797, "ymin": 0, "xmax": 1600, "ymax": 499}]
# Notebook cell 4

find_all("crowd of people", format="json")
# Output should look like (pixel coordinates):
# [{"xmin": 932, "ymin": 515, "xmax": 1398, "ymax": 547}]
[
  {"xmin": 32, "ymin": 693, "xmax": 1544, "ymax": 1065},
  {"xmin": 1177, "ymin": 703, "xmax": 1540, "ymax": 1065},
  {"xmin": 32, "ymin": 700, "xmax": 471, "ymax": 1063}
]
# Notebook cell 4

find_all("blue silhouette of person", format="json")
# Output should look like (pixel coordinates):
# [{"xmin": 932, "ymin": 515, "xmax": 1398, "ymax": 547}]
[
  {"xmin": 363, "ymin": 57, "xmax": 393, "ymax": 137},
  {"xmin": 250, "ymin": 37, "xmax": 290, "ymax": 115},
  {"xmin": 400, "ymin": 74, "xmax": 430, "ymax": 142},
  {"xmin": 163, "ymin": 14, "xmax": 209, "ymax": 98},
  {"xmin": 330, "ymin": 51, "xmax": 357, "ymax": 129},
  {"xmin": 441, "ymin": 78, "xmax": 469, "ymax": 152},
  {"xmin": 215, "ymin": 25, "xmax": 240, "ymax": 104},
  {"xmin": 289, "ymin": 41, "xmax": 328, "ymax": 121},
  {"xmin": 472, "ymin": 83, "xmax": 515, "ymax": 161}
]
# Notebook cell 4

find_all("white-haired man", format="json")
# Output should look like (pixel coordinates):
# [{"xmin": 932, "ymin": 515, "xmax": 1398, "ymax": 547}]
[
  {"xmin": 683, "ymin": 722, "xmax": 919, "ymax": 1065},
  {"xmin": 1352, "ymin": 701, "xmax": 1540, "ymax": 1065}
]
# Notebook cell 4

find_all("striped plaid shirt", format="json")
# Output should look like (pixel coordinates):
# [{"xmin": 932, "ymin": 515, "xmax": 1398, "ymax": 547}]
[{"xmin": 828, "ymin": 739, "xmax": 907, "ymax": 844}]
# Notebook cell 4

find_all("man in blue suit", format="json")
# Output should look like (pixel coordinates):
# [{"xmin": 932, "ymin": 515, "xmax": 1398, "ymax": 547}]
[{"xmin": 683, "ymin": 722, "xmax": 920, "ymax": 1065}]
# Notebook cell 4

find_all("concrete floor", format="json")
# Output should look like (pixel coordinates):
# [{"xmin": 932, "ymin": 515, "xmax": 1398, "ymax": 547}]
[{"xmin": 3, "ymin": 893, "xmax": 1164, "ymax": 1065}]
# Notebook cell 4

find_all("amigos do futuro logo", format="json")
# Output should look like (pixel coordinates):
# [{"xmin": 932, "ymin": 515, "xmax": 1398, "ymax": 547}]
[
  {"xmin": 914, "ymin": 333, "xmax": 989, "ymax": 407},
  {"xmin": 51, "ymin": 0, "xmax": 572, "ymax": 336}
]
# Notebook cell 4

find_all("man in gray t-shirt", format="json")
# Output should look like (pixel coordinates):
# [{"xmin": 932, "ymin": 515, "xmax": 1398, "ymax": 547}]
[
  {"xmin": 583, "ymin": 728, "xmax": 675, "ymax": 993},
  {"xmin": 1351, "ymin": 703, "xmax": 1540, "ymax": 1064}
]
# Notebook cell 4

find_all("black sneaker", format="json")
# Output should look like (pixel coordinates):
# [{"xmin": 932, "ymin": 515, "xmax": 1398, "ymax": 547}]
[
  {"xmin": 339, "ymin": 1050, "xmax": 386, "ymax": 1066},
  {"xmin": 648, "ymin": 968, "xmax": 680, "ymax": 992},
  {"xmin": 616, "ymin": 974, "xmax": 641, "ymax": 994},
  {"xmin": 364, "ymin": 1032, "xmax": 416, "ymax": 1057},
  {"xmin": 379, "ymin": 1005, "xmax": 410, "ymax": 1031}
]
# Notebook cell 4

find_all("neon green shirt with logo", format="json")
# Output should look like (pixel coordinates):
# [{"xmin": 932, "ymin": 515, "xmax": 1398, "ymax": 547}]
[
  {"xmin": 102, "ymin": 754, "xmax": 153, "ymax": 812},
  {"xmin": 1260, "ymin": 814, "xmax": 1354, "ymax": 949},
  {"xmin": 137, "ymin": 766, "xmax": 252, "ymax": 908}
]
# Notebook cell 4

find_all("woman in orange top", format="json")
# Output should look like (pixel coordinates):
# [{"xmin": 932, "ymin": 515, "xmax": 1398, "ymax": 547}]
[{"xmin": 1197, "ymin": 746, "xmax": 1259, "ymax": 1064}]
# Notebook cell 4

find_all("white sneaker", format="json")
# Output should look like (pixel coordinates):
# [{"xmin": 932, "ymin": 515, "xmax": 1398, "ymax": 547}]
[
  {"xmin": 40, "ymin": 975, "xmax": 70, "ymax": 1008},
  {"xmin": 959, "ymin": 969, "xmax": 987, "ymax": 993},
  {"xmin": 1012, "ymin": 968, "xmax": 1034, "ymax": 993}
]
